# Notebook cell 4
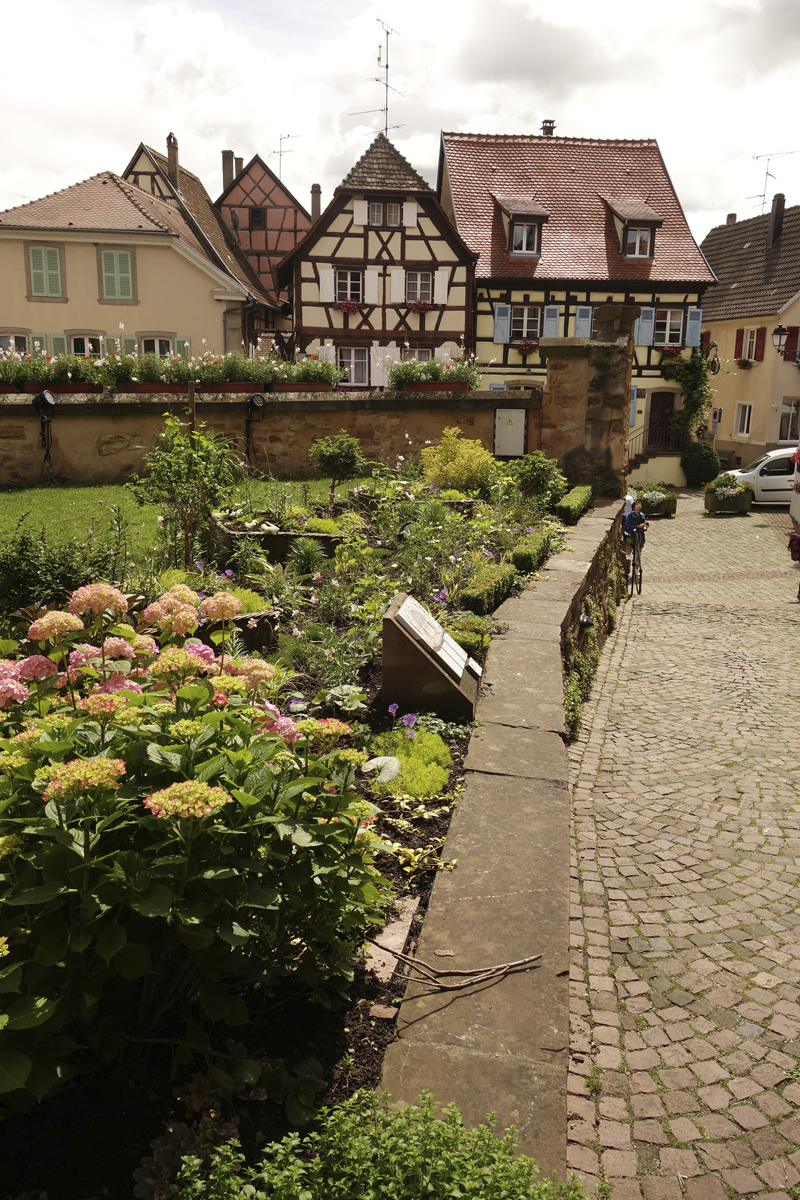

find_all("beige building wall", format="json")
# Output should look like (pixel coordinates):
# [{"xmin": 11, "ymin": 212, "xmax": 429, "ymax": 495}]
[{"xmin": 0, "ymin": 234, "xmax": 238, "ymax": 357}]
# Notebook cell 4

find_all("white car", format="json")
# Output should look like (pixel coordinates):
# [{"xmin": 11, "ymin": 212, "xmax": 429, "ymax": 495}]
[{"xmin": 727, "ymin": 447, "xmax": 797, "ymax": 505}]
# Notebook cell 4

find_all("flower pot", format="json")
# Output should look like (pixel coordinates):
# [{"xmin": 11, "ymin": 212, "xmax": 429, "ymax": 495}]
[
  {"xmin": 210, "ymin": 522, "xmax": 343, "ymax": 565},
  {"xmin": 23, "ymin": 381, "xmax": 99, "ymax": 394},
  {"xmin": 704, "ymin": 490, "xmax": 754, "ymax": 514},
  {"xmin": 640, "ymin": 496, "xmax": 677, "ymax": 517},
  {"xmin": 124, "ymin": 383, "xmax": 186, "ymax": 393},
  {"xmin": 270, "ymin": 382, "xmax": 333, "ymax": 393},
  {"xmin": 198, "ymin": 382, "xmax": 264, "ymax": 393},
  {"xmin": 403, "ymin": 381, "xmax": 470, "ymax": 392}
]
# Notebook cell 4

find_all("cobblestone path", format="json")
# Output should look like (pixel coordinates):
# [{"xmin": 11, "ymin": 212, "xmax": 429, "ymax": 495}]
[{"xmin": 568, "ymin": 495, "xmax": 800, "ymax": 1200}]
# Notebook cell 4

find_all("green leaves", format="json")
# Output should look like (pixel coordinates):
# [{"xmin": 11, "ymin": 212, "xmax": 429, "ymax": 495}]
[
  {"xmin": 4, "ymin": 994, "xmax": 58, "ymax": 1030},
  {"xmin": 362, "ymin": 755, "xmax": 402, "ymax": 784},
  {"xmin": 113, "ymin": 944, "xmax": 152, "ymax": 980},
  {"xmin": 96, "ymin": 922, "xmax": 127, "ymax": 964},
  {"xmin": 0, "ymin": 1051, "xmax": 32, "ymax": 1093}
]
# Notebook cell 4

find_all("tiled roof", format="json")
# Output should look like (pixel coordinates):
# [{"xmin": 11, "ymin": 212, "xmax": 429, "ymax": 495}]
[
  {"xmin": 142, "ymin": 146, "xmax": 276, "ymax": 306},
  {"xmin": 0, "ymin": 171, "xmax": 205, "ymax": 255},
  {"xmin": 492, "ymin": 193, "xmax": 550, "ymax": 219},
  {"xmin": 600, "ymin": 194, "xmax": 663, "ymax": 224},
  {"xmin": 700, "ymin": 207, "xmax": 800, "ymax": 321},
  {"xmin": 338, "ymin": 132, "xmax": 432, "ymax": 194},
  {"xmin": 440, "ymin": 133, "xmax": 715, "ymax": 285}
]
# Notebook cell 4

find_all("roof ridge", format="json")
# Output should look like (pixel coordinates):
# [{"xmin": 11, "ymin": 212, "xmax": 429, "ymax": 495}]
[
  {"xmin": 108, "ymin": 174, "xmax": 173, "ymax": 232},
  {"xmin": 338, "ymin": 131, "xmax": 431, "ymax": 192},
  {"xmin": 144, "ymin": 144, "xmax": 206, "ymax": 189},
  {"xmin": 442, "ymin": 131, "xmax": 658, "ymax": 146},
  {"xmin": 0, "ymin": 170, "xmax": 118, "ymax": 217}
]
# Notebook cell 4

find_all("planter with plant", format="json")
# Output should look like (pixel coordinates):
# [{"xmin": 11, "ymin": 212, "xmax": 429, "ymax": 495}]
[
  {"xmin": 703, "ymin": 473, "xmax": 754, "ymax": 513},
  {"xmin": 636, "ymin": 485, "xmax": 677, "ymax": 517},
  {"xmin": 386, "ymin": 353, "xmax": 480, "ymax": 392}
]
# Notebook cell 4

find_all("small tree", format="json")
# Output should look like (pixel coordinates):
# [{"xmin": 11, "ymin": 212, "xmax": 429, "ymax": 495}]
[
  {"xmin": 680, "ymin": 440, "xmax": 720, "ymax": 486},
  {"xmin": 308, "ymin": 429, "xmax": 365, "ymax": 501},
  {"xmin": 128, "ymin": 416, "xmax": 239, "ymax": 568}
]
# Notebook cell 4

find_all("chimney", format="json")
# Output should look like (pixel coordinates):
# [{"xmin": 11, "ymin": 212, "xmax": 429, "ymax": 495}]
[
  {"xmin": 541, "ymin": 119, "xmax": 555, "ymax": 137},
  {"xmin": 726, "ymin": 213, "xmax": 737, "ymax": 226},
  {"xmin": 767, "ymin": 192, "xmax": 785, "ymax": 247},
  {"xmin": 234, "ymin": 155, "xmax": 243, "ymax": 177},
  {"xmin": 222, "ymin": 150, "xmax": 234, "ymax": 191},
  {"xmin": 166, "ymin": 132, "xmax": 180, "ymax": 189},
  {"xmin": 311, "ymin": 183, "xmax": 321, "ymax": 221}
]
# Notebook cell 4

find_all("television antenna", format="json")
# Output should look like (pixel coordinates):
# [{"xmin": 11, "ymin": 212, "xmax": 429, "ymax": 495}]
[
  {"xmin": 349, "ymin": 18, "xmax": 405, "ymax": 136},
  {"xmin": 750, "ymin": 150, "xmax": 800, "ymax": 212},
  {"xmin": 269, "ymin": 133, "xmax": 299, "ymax": 178}
]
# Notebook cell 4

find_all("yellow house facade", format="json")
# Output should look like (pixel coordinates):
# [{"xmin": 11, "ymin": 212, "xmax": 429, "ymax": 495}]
[
  {"xmin": 0, "ymin": 170, "xmax": 274, "ymax": 360},
  {"xmin": 700, "ymin": 196, "xmax": 800, "ymax": 465}
]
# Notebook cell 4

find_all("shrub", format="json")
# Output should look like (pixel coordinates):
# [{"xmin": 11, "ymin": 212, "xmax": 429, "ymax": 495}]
[
  {"xmin": 227, "ymin": 586, "xmax": 266, "ymax": 613},
  {"xmin": 514, "ymin": 452, "xmax": 568, "ymax": 505},
  {"xmin": 420, "ymin": 427, "xmax": 495, "ymax": 493},
  {"xmin": 287, "ymin": 536, "xmax": 328, "ymax": 578},
  {"xmin": 460, "ymin": 562, "xmax": 517, "ymax": 615},
  {"xmin": 174, "ymin": 1090, "xmax": 584, "ymax": 1200},
  {"xmin": 511, "ymin": 529, "xmax": 554, "ymax": 573},
  {"xmin": 0, "ymin": 512, "xmax": 131, "ymax": 613},
  {"xmin": 375, "ymin": 727, "xmax": 452, "ymax": 798},
  {"xmin": 680, "ymin": 440, "xmax": 720, "ymax": 486},
  {"xmin": 304, "ymin": 517, "xmax": 341, "ymax": 535},
  {"xmin": 555, "ymin": 485, "xmax": 593, "ymax": 525},
  {"xmin": 308, "ymin": 431, "xmax": 365, "ymax": 501},
  {"xmin": 442, "ymin": 612, "xmax": 492, "ymax": 658}
]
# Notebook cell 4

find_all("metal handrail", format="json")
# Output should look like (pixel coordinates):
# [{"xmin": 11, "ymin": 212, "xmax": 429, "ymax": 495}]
[{"xmin": 629, "ymin": 422, "xmax": 689, "ymax": 459}]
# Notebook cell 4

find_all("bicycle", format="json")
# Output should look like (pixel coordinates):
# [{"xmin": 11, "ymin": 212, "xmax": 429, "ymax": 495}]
[{"xmin": 629, "ymin": 534, "xmax": 643, "ymax": 595}]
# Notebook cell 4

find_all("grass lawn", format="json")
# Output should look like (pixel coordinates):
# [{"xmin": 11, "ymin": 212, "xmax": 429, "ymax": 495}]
[{"xmin": 0, "ymin": 476, "xmax": 371, "ymax": 564}]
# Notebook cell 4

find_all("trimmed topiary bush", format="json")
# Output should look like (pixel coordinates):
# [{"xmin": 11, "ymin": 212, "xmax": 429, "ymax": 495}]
[
  {"xmin": 443, "ymin": 611, "xmax": 492, "ymax": 657},
  {"xmin": 511, "ymin": 529, "xmax": 554, "ymax": 573},
  {"xmin": 555, "ymin": 485, "xmax": 593, "ymax": 526},
  {"xmin": 420, "ymin": 426, "xmax": 495, "ymax": 493},
  {"xmin": 680, "ymin": 440, "xmax": 720, "ymax": 486},
  {"xmin": 460, "ymin": 562, "xmax": 517, "ymax": 615}
]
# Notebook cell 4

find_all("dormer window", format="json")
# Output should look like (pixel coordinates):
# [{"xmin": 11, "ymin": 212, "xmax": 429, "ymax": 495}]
[
  {"xmin": 511, "ymin": 222, "xmax": 540, "ymax": 255},
  {"xmin": 625, "ymin": 226, "xmax": 653, "ymax": 257}
]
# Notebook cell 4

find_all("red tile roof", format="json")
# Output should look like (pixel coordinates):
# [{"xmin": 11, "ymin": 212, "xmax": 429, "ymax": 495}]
[
  {"xmin": 338, "ymin": 132, "xmax": 432, "ymax": 194},
  {"xmin": 440, "ymin": 133, "xmax": 715, "ymax": 285}
]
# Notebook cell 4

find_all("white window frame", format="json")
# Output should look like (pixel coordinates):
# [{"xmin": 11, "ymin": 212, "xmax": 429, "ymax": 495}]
[
  {"xmin": 510, "ymin": 222, "xmax": 540, "ymax": 255},
  {"xmin": 70, "ymin": 333, "xmax": 103, "ymax": 357},
  {"xmin": 368, "ymin": 201, "xmax": 383, "ymax": 226},
  {"xmin": 338, "ymin": 346, "xmax": 369, "ymax": 386},
  {"xmin": 415, "ymin": 348, "xmax": 433, "ymax": 361},
  {"xmin": 0, "ymin": 333, "xmax": 28, "ymax": 353},
  {"xmin": 141, "ymin": 336, "xmax": 173, "ymax": 357},
  {"xmin": 624, "ymin": 226, "xmax": 653, "ymax": 257},
  {"xmin": 336, "ymin": 270, "xmax": 362, "ymax": 302},
  {"xmin": 406, "ymin": 271, "xmax": 433, "ymax": 303},
  {"xmin": 742, "ymin": 327, "xmax": 759, "ymax": 361},
  {"xmin": 734, "ymin": 401, "xmax": 753, "ymax": 439},
  {"xmin": 511, "ymin": 306, "xmax": 540, "ymax": 340},
  {"xmin": 779, "ymin": 399, "xmax": 800, "ymax": 443},
  {"xmin": 387, "ymin": 202, "xmax": 401, "ymax": 227},
  {"xmin": 654, "ymin": 309, "xmax": 683, "ymax": 347}
]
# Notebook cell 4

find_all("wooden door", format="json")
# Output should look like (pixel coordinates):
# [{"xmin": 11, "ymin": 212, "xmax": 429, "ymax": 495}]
[{"xmin": 647, "ymin": 392, "xmax": 675, "ymax": 447}]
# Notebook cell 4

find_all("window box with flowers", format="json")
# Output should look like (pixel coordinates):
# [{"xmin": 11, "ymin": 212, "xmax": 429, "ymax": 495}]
[
  {"xmin": 331, "ymin": 300, "xmax": 363, "ymax": 316},
  {"xmin": 736, "ymin": 358, "xmax": 753, "ymax": 370},
  {"xmin": 512, "ymin": 339, "xmax": 539, "ymax": 357},
  {"xmin": 386, "ymin": 352, "xmax": 480, "ymax": 392},
  {"xmin": 703, "ymin": 473, "xmax": 755, "ymax": 514},
  {"xmin": 406, "ymin": 301, "xmax": 435, "ymax": 314}
]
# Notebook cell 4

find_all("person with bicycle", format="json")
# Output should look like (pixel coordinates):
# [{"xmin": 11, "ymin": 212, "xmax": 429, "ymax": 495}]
[{"xmin": 624, "ymin": 499, "xmax": 649, "ymax": 555}]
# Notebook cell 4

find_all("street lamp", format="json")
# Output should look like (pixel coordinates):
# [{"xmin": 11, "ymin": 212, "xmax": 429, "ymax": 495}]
[{"xmin": 772, "ymin": 324, "xmax": 788, "ymax": 353}]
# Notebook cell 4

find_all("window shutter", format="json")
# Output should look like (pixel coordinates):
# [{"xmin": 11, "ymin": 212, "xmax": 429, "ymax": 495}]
[
  {"xmin": 176, "ymin": 337, "xmax": 190, "ymax": 358},
  {"xmin": 352, "ymin": 199, "xmax": 368, "ymax": 226},
  {"xmin": 364, "ymin": 269, "xmax": 380, "ymax": 305},
  {"xmin": 29, "ymin": 247, "xmax": 46, "ymax": 296},
  {"xmin": 391, "ymin": 267, "xmax": 406, "ymax": 304},
  {"xmin": 685, "ymin": 308, "xmax": 702, "ymax": 347},
  {"xmin": 630, "ymin": 386, "xmax": 637, "ymax": 428},
  {"xmin": 318, "ymin": 267, "xmax": 335, "ymax": 303},
  {"xmin": 101, "ymin": 250, "xmax": 118, "ymax": 299},
  {"xmin": 433, "ymin": 268, "xmax": 449, "ymax": 306},
  {"xmin": 30, "ymin": 334, "xmax": 46, "ymax": 356},
  {"xmin": 121, "ymin": 336, "xmax": 138, "ymax": 354},
  {"xmin": 434, "ymin": 345, "xmax": 450, "ymax": 360},
  {"xmin": 734, "ymin": 328, "xmax": 744, "ymax": 358},
  {"xmin": 493, "ymin": 303, "xmax": 511, "ymax": 344},
  {"xmin": 45, "ymin": 247, "xmax": 61, "ymax": 296},
  {"xmin": 402, "ymin": 200, "xmax": 417, "ymax": 227},
  {"xmin": 784, "ymin": 326, "xmax": 799, "ymax": 361},
  {"xmin": 50, "ymin": 334, "xmax": 68, "ymax": 356},
  {"xmin": 542, "ymin": 305, "xmax": 560, "ymax": 337},
  {"xmin": 117, "ymin": 251, "xmax": 133, "ymax": 300},
  {"xmin": 317, "ymin": 343, "xmax": 335, "ymax": 363},
  {"xmin": 635, "ymin": 308, "xmax": 655, "ymax": 347},
  {"xmin": 755, "ymin": 326, "xmax": 766, "ymax": 361},
  {"xmin": 574, "ymin": 305, "xmax": 592, "ymax": 338}
]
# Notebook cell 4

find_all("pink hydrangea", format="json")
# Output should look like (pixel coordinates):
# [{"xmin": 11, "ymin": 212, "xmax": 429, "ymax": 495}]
[
  {"xmin": 69, "ymin": 644, "xmax": 101, "ymax": 670},
  {"xmin": 185, "ymin": 641, "xmax": 217, "ymax": 666},
  {"xmin": 142, "ymin": 595, "xmax": 198, "ymax": 635},
  {"xmin": 143, "ymin": 780, "xmax": 231, "ymax": 820},
  {"xmin": 96, "ymin": 674, "xmax": 143, "ymax": 694},
  {"xmin": 199, "ymin": 591, "xmax": 242, "ymax": 621},
  {"xmin": 17, "ymin": 655, "xmax": 59, "ymax": 681},
  {"xmin": 68, "ymin": 583, "xmax": 128, "ymax": 616},
  {"xmin": 0, "ymin": 678, "xmax": 29, "ymax": 707},
  {"xmin": 260, "ymin": 701, "xmax": 281, "ymax": 726},
  {"xmin": 132, "ymin": 634, "xmax": 158, "ymax": 657},
  {"xmin": 0, "ymin": 660, "xmax": 22, "ymax": 680},
  {"xmin": 28, "ymin": 611, "xmax": 84, "ymax": 641},
  {"xmin": 102, "ymin": 637, "xmax": 136, "ymax": 661},
  {"xmin": 259, "ymin": 705, "xmax": 299, "ymax": 744}
]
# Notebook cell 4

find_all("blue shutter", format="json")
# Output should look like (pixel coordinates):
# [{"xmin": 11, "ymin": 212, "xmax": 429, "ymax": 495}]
[
  {"xmin": 574, "ymin": 305, "xmax": 592, "ymax": 338},
  {"xmin": 635, "ymin": 308, "xmax": 655, "ymax": 346},
  {"xmin": 493, "ymin": 304, "xmax": 511, "ymax": 344},
  {"xmin": 630, "ymin": 386, "xmax": 637, "ymax": 427},
  {"xmin": 542, "ymin": 305, "xmax": 560, "ymax": 337},
  {"xmin": 685, "ymin": 308, "xmax": 702, "ymax": 347}
]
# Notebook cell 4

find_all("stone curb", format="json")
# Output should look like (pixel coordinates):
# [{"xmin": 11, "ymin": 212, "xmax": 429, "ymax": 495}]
[{"xmin": 380, "ymin": 499, "xmax": 624, "ymax": 1174}]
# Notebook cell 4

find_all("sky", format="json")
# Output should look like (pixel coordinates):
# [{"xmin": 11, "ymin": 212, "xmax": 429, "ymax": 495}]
[{"xmin": 4, "ymin": 0, "xmax": 800, "ymax": 245}]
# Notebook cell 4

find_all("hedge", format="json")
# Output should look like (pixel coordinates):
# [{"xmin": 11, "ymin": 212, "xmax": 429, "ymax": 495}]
[
  {"xmin": 511, "ymin": 529, "xmax": 553, "ymax": 573},
  {"xmin": 680, "ymin": 440, "xmax": 720, "ymax": 486},
  {"xmin": 555, "ymin": 485, "xmax": 593, "ymax": 525},
  {"xmin": 460, "ymin": 562, "xmax": 517, "ymax": 615}
]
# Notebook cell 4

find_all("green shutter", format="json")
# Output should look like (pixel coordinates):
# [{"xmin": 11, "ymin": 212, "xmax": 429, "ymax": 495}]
[
  {"xmin": 29, "ymin": 246, "xmax": 46, "ymax": 296},
  {"xmin": 121, "ymin": 336, "xmax": 137, "ymax": 354},
  {"xmin": 45, "ymin": 247, "xmax": 61, "ymax": 296},
  {"xmin": 101, "ymin": 250, "xmax": 118, "ymax": 299},
  {"xmin": 116, "ymin": 251, "xmax": 133, "ymax": 299},
  {"xmin": 50, "ymin": 334, "xmax": 68, "ymax": 356},
  {"xmin": 176, "ymin": 337, "xmax": 190, "ymax": 358},
  {"xmin": 31, "ymin": 333, "xmax": 46, "ymax": 356}
]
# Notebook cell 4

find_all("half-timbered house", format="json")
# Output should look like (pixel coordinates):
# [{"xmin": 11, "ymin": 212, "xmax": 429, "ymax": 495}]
[
  {"xmin": 438, "ymin": 127, "xmax": 716, "ymax": 459},
  {"xmin": 277, "ymin": 133, "xmax": 476, "ymax": 387}
]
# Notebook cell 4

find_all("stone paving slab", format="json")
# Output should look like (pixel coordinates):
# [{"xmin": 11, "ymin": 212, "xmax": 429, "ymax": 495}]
[
  {"xmin": 567, "ymin": 492, "xmax": 800, "ymax": 1200},
  {"xmin": 464, "ymin": 724, "xmax": 569, "ymax": 782},
  {"xmin": 480, "ymin": 639, "xmax": 567, "ymax": 735}
]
